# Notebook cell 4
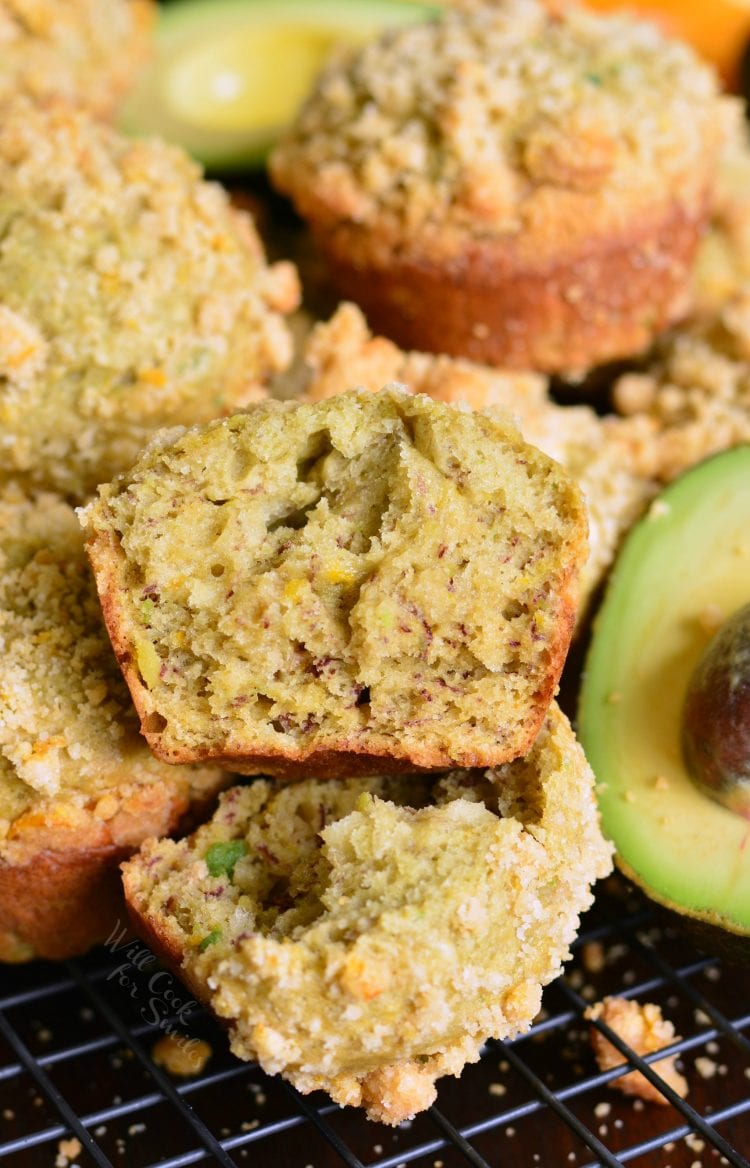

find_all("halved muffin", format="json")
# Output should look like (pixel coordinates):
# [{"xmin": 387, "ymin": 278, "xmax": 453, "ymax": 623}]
[
  {"xmin": 301, "ymin": 303, "xmax": 659, "ymax": 615},
  {"xmin": 81, "ymin": 388, "xmax": 587, "ymax": 777}
]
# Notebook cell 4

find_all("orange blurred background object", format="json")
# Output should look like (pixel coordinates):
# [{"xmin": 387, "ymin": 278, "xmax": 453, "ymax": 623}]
[{"xmin": 584, "ymin": 0, "xmax": 750, "ymax": 88}]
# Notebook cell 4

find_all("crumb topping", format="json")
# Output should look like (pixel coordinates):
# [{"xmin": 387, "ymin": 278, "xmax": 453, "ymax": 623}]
[
  {"xmin": 0, "ymin": 0, "xmax": 153, "ymax": 117},
  {"xmin": 0, "ymin": 98, "xmax": 299, "ymax": 499},
  {"xmin": 271, "ymin": 0, "xmax": 733, "ymax": 258},
  {"xmin": 613, "ymin": 285, "xmax": 750, "ymax": 482},
  {"xmin": 0, "ymin": 483, "xmax": 222, "ymax": 850},
  {"xmin": 587, "ymin": 996, "xmax": 688, "ymax": 1104}
]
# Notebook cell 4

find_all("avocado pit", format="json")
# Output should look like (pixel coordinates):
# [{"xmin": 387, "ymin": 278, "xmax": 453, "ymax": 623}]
[{"xmin": 681, "ymin": 602, "xmax": 750, "ymax": 817}]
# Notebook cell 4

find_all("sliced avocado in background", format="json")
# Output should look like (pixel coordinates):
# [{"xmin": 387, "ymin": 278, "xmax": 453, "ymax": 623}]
[
  {"xmin": 119, "ymin": 0, "xmax": 438, "ymax": 170},
  {"xmin": 578, "ymin": 446, "xmax": 750, "ymax": 958}
]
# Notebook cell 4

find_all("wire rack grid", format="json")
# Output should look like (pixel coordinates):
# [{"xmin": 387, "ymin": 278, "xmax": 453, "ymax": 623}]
[{"xmin": 0, "ymin": 874, "xmax": 748, "ymax": 1168}]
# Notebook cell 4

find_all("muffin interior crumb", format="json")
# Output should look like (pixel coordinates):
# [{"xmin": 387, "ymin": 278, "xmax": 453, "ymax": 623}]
[
  {"xmin": 134, "ymin": 765, "xmax": 547, "ymax": 956},
  {"xmin": 86, "ymin": 389, "xmax": 586, "ymax": 767}
]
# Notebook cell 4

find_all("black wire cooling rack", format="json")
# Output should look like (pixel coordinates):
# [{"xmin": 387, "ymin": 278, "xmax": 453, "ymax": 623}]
[{"xmin": 0, "ymin": 874, "xmax": 748, "ymax": 1168}]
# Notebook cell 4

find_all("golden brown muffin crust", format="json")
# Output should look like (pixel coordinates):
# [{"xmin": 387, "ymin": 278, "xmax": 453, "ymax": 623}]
[
  {"xmin": 271, "ymin": 0, "xmax": 736, "ymax": 372},
  {"xmin": 319, "ymin": 199, "xmax": 706, "ymax": 372}
]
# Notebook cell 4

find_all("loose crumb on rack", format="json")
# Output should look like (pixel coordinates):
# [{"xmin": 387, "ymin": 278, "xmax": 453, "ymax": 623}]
[
  {"xmin": 586, "ymin": 996, "xmax": 688, "ymax": 1104},
  {"xmin": 582, "ymin": 941, "xmax": 606, "ymax": 974},
  {"xmin": 55, "ymin": 1137, "xmax": 82, "ymax": 1168},
  {"xmin": 151, "ymin": 1033, "xmax": 212, "ymax": 1077},
  {"xmin": 695, "ymin": 1056, "xmax": 718, "ymax": 1080}
]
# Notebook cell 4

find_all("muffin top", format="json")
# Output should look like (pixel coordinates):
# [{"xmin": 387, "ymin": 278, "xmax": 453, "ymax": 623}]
[
  {"xmin": 271, "ymin": 0, "xmax": 735, "ymax": 262},
  {"xmin": 0, "ymin": 482, "xmax": 221, "ymax": 852},
  {"xmin": 0, "ymin": 0, "xmax": 154, "ymax": 117},
  {"xmin": 0, "ymin": 98, "xmax": 299, "ymax": 500}
]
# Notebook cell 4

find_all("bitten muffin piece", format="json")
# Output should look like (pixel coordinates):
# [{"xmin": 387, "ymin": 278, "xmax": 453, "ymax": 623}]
[
  {"xmin": 123, "ymin": 704, "xmax": 613, "ymax": 1124},
  {"xmin": 271, "ymin": 0, "xmax": 735, "ymax": 374},
  {"xmin": 0, "ymin": 483, "xmax": 228, "ymax": 962},
  {"xmin": 302, "ymin": 303, "xmax": 658, "ymax": 615},
  {"xmin": 81, "ymin": 388, "xmax": 587, "ymax": 777},
  {"xmin": 0, "ymin": 98, "xmax": 299, "ymax": 501},
  {"xmin": 0, "ymin": 0, "xmax": 154, "ymax": 118}
]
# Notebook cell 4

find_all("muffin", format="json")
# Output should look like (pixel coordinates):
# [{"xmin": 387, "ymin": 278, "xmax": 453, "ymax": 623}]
[
  {"xmin": 81, "ymin": 388, "xmax": 587, "ymax": 778},
  {"xmin": 122, "ymin": 703, "xmax": 613, "ymax": 1124},
  {"xmin": 613, "ymin": 285, "xmax": 750, "ymax": 483},
  {"xmin": 270, "ymin": 0, "xmax": 736, "ymax": 374},
  {"xmin": 0, "ymin": 0, "xmax": 155, "ymax": 118},
  {"xmin": 691, "ymin": 120, "xmax": 750, "ymax": 316},
  {"xmin": 0, "ymin": 98, "xmax": 299, "ymax": 501},
  {"xmin": 302, "ymin": 303, "xmax": 658, "ymax": 615},
  {"xmin": 0, "ymin": 483, "xmax": 228, "ymax": 962}
]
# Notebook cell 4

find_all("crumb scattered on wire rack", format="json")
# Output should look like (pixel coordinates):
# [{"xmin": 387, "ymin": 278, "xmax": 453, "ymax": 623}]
[
  {"xmin": 151, "ymin": 1033, "xmax": 213, "ymax": 1077},
  {"xmin": 586, "ymin": 996, "xmax": 688, "ymax": 1104}
]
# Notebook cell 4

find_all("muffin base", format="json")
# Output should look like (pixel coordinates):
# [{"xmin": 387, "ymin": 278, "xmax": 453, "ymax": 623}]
[
  {"xmin": 317, "ymin": 200, "xmax": 705, "ymax": 374},
  {"xmin": 0, "ymin": 778, "xmax": 229, "ymax": 963},
  {"xmin": 0, "ymin": 845, "xmax": 133, "ymax": 962}
]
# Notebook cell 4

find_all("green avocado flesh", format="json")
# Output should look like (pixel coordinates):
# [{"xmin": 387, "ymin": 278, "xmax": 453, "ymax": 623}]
[
  {"xmin": 579, "ymin": 446, "xmax": 750, "ymax": 940},
  {"xmin": 119, "ymin": 0, "xmax": 437, "ymax": 168}
]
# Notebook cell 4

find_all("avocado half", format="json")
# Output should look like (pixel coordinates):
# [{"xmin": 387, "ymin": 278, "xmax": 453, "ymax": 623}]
[
  {"xmin": 578, "ymin": 446, "xmax": 750, "ymax": 960},
  {"xmin": 119, "ymin": 0, "xmax": 437, "ymax": 169}
]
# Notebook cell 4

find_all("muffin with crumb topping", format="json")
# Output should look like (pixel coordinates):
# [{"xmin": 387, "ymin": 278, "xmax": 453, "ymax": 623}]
[
  {"xmin": 271, "ymin": 0, "xmax": 736, "ymax": 374},
  {"xmin": 691, "ymin": 120, "xmax": 750, "ymax": 315},
  {"xmin": 0, "ymin": 98, "xmax": 299, "ymax": 501},
  {"xmin": 123, "ymin": 703, "xmax": 613, "ymax": 1124},
  {"xmin": 0, "ymin": 0, "xmax": 154, "ymax": 118},
  {"xmin": 0, "ymin": 483, "xmax": 228, "ymax": 962},
  {"xmin": 613, "ymin": 284, "xmax": 750, "ymax": 482}
]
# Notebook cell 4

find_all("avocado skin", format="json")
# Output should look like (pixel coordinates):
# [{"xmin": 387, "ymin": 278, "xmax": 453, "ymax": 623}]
[
  {"xmin": 618, "ymin": 859, "xmax": 750, "ymax": 967},
  {"xmin": 578, "ymin": 446, "xmax": 750, "ymax": 957}
]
